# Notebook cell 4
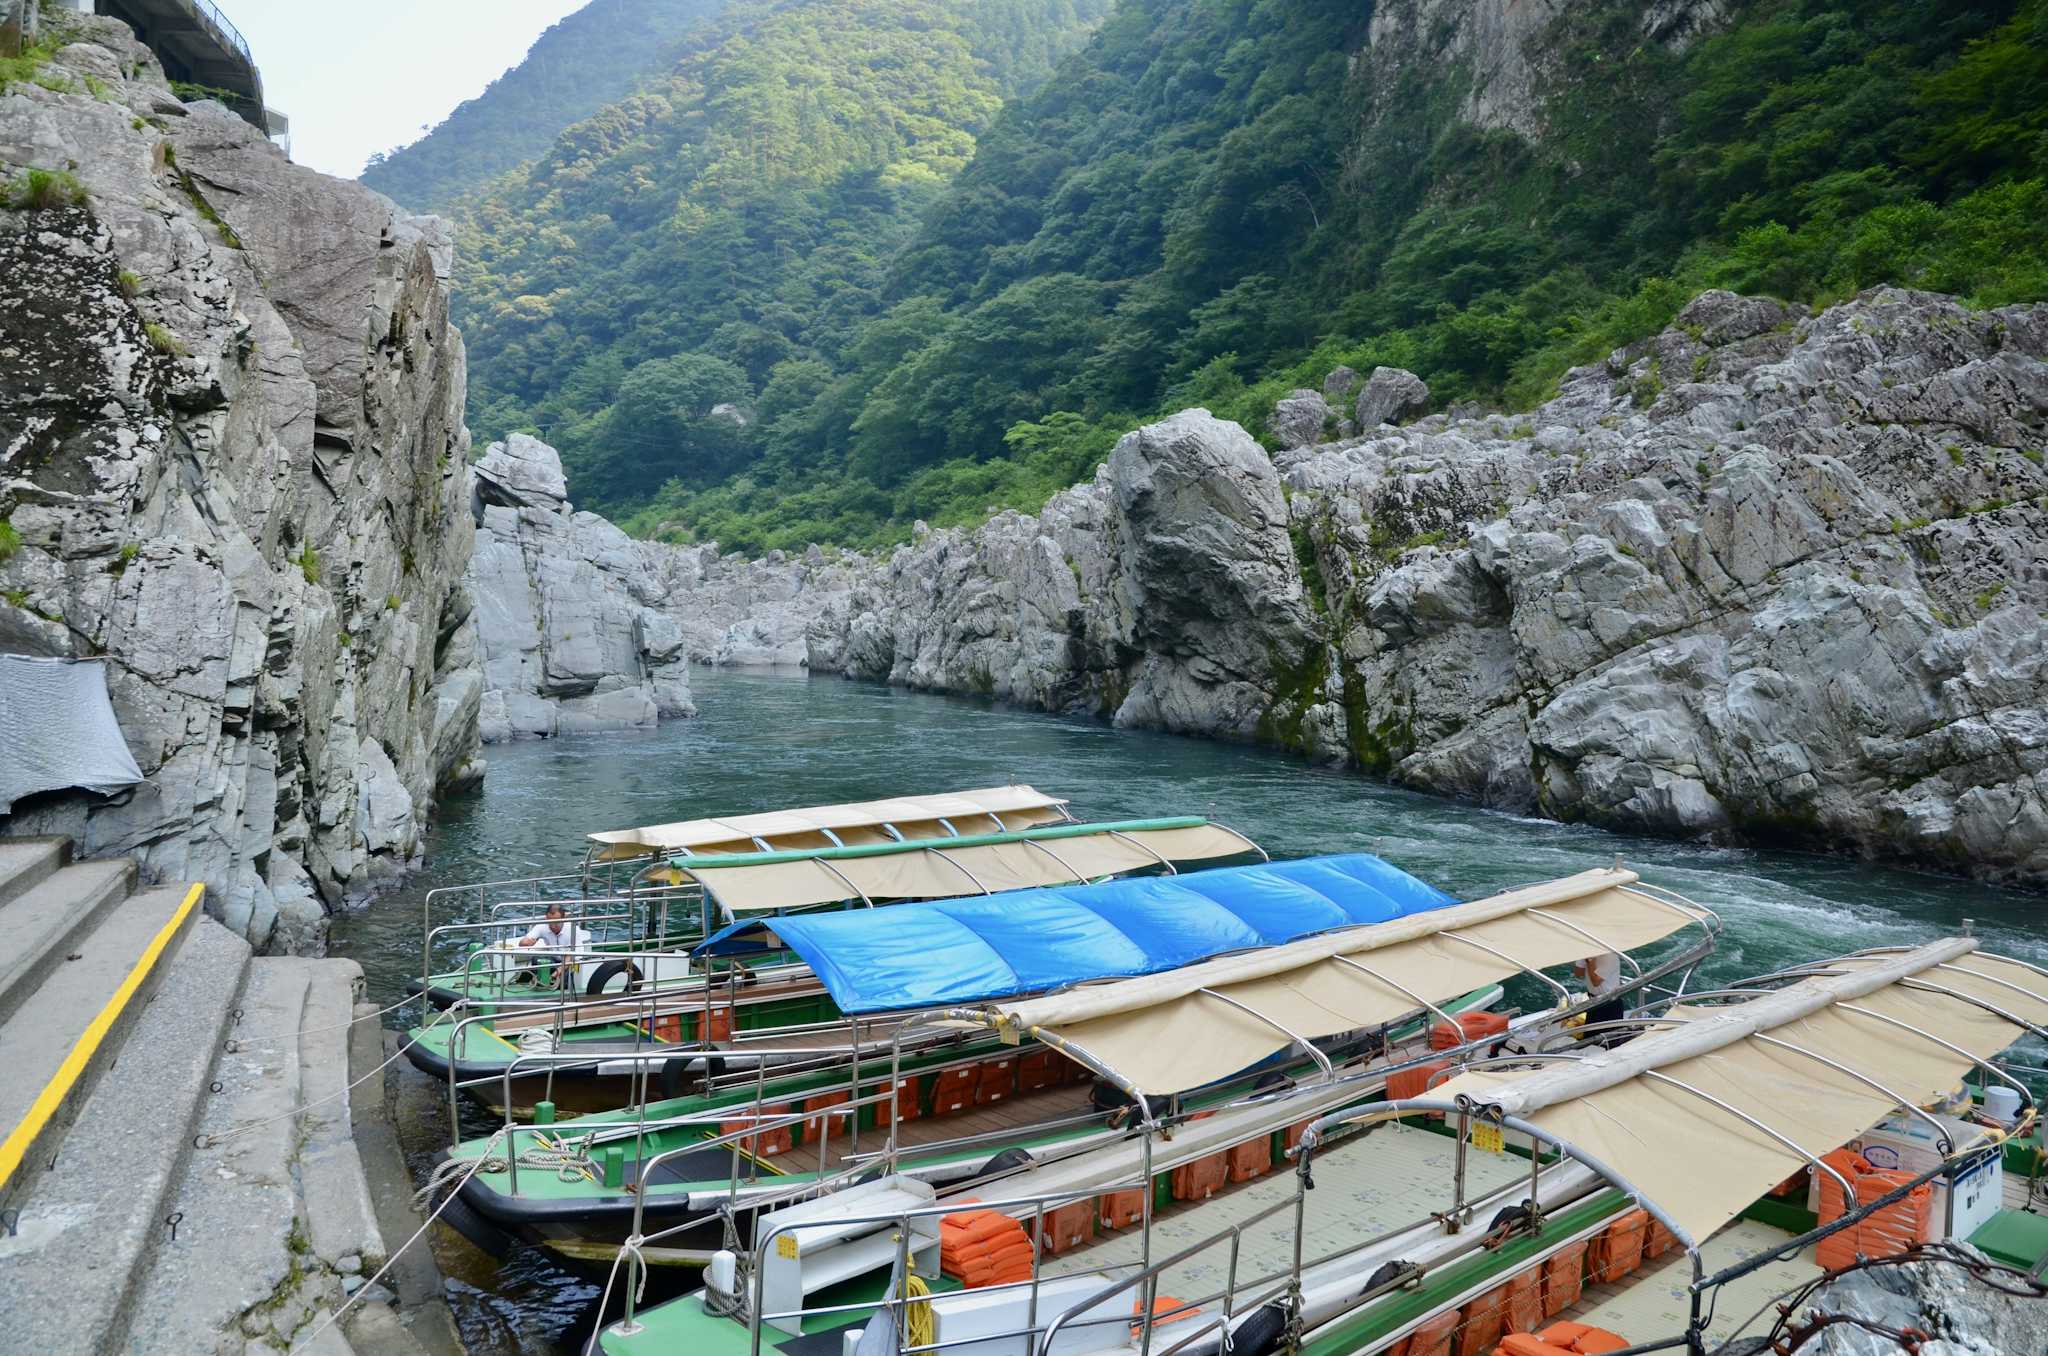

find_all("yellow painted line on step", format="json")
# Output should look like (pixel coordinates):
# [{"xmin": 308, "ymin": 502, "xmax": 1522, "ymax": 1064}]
[{"xmin": 0, "ymin": 881, "xmax": 204, "ymax": 1193}]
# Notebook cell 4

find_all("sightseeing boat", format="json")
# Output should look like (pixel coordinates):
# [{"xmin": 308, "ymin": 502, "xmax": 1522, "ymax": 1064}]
[
  {"xmin": 409, "ymin": 785, "xmax": 1086, "ymax": 1011},
  {"xmin": 405, "ymin": 808, "xmax": 1265, "ymax": 1116},
  {"xmin": 580, "ymin": 931, "xmax": 2048, "ymax": 1356},
  {"xmin": 432, "ymin": 858, "xmax": 1718, "ymax": 1277}
]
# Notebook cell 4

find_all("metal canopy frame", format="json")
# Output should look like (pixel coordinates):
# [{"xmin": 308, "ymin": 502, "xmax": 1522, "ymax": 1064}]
[
  {"xmin": 664, "ymin": 815, "xmax": 1254, "ymax": 920},
  {"xmin": 1354, "ymin": 937, "xmax": 2048, "ymax": 1356},
  {"xmin": 967, "ymin": 876, "xmax": 1720, "ymax": 1094}
]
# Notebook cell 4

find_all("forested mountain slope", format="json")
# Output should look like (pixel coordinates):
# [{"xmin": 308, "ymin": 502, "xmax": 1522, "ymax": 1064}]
[
  {"xmin": 463, "ymin": 0, "xmax": 2048, "ymax": 551},
  {"xmin": 455, "ymin": 0, "xmax": 1111, "ymax": 512},
  {"xmin": 359, "ymin": 0, "xmax": 728, "ymax": 212}
]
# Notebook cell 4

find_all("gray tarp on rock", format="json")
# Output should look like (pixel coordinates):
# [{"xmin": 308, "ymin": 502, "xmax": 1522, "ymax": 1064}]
[{"xmin": 0, "ymin": 655, "xmax": 145, "ymax": 814}]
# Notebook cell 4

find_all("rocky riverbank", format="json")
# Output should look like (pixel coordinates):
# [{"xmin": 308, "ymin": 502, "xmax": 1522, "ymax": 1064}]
[
  {"xmin": 482, "ymin": 287, "xmax": 2048, "ymax": 886},
  {"xmin": 464, "ymin": 433, "xmax": 871, "ymax": 740},
  {"xmin": 0, "ymin": 18, "xmax": 483, "ymax": 951}
]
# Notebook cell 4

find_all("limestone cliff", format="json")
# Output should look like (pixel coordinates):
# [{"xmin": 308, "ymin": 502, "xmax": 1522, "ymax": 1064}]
[
  {"xmin": 0, "ymin": 18, "xmax": 483, "ymax": 951},
  {"xmin": 468, "ymin": 434, "xmax": 695, "ymax": 740},
  {"xmin": 1278, "ymin": 288, "xmax": 2047, "ymax": 884},
  {"xmin": 466, "ymin": 435, "xmax": 877, "ymax": 741},
  {"xmin": 1359, "ymin": 0, "xmax": 1727, "ymax": 143},
  {"xmin": 608, "ymin": 289, "xmax": 2045, "ymax": 886}
]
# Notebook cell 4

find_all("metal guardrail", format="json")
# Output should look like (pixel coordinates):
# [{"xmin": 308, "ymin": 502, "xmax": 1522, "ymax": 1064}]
[{"xmin": 185, "ymin": 0, "xmax": 251, "ymax": 65}]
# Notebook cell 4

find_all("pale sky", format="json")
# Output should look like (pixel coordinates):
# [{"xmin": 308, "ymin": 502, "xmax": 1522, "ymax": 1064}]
[{"xmin": 224, "ymin": 0, "xmax": 592, "ymax": 180}]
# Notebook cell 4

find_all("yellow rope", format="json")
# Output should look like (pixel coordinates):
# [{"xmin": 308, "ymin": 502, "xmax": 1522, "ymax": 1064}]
[{"xmin": 903, "ymin": 1266, "xmax": 935, "ymax": 1350}]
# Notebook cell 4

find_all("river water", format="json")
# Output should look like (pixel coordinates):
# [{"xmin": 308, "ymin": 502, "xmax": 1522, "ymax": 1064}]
[{"xmin": 330, "ymin": 667, "xmax": 2045, "ymax": 1352}]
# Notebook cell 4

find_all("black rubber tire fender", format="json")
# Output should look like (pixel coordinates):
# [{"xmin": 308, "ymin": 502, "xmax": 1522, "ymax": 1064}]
[
  {"xmin": 967, "ymin": 1146, "xmax": 1036, "ymax": 1183},
  {"xmin": 1229, "ymin": 1302, "xmax": 1291, "ymax": 1356},
  {"xmin": 584, "ymin": 958, "xmax": 644, "ymax": 996},
  {"xmin": 1361, "ymin": 1260, "xmax": 1412, "ymax": 1298}
]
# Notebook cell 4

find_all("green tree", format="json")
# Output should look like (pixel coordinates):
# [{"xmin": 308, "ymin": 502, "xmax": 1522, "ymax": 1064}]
[{"xmin": 595, "ymin": 353, "xmax": 755, "ymax": 499}]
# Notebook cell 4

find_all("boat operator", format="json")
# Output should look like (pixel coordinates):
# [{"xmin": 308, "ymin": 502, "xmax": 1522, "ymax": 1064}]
[
  {"xmin": 515, "ymin": 903, "xmax": 592, "ymax": 988},
  {"xmin": 1575, "ymin": 951, "xmax": 1627, "ymax": 1028}
]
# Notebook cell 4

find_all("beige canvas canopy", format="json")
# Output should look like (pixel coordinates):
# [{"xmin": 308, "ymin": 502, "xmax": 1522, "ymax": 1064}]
[
  {"xmin": 683, "ymin": 821, "xmax": 1261, "ymax": 915},
  {"xmin": 1429, "ymin": 939, "xmax": 2048, "ymax": 1244},
  {"xmin": 975, "ymin": 866, "xmax": 1712, "ymax": 1095},
  {"xmin": 584, "ymin": 785, "xmax": 1070, "ymax": 862}
]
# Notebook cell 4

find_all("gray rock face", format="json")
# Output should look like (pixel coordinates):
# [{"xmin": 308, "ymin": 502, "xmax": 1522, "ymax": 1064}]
[
  {"xmin": 1363, "ymin": 0, "xmax": 1728, "ymax": 141},
  {"xmin": 1789, "ymin": 1244, "xmax": 2048, "ymax": 1354},
  {"xmin": 472, "ymin": 431, "xmax": 569, "ymax": 512},
  {"xmin": 653, "ymin": 288, "xmax": 2047, "ymax": 885},
  {"xmin": 1355, "ymin": 366, "xmax": 1432, "ymax": 429},
  {"xmin": 0, "ymin": 19, "xmax": 483, "ymax": 950},
  {"xmin": 801, "ymin": 409, "xmax": 1333, "ymax": 751},
  {"xmin": 463, "ymin": 436, "xmax": 876, "ymax": 738},
  {"xmin": 1267, "ymin": 388, "xmax": 1332, "ymax": 450},
  {"xmin": 1284, "ymin": 286, "xmax": 2048, "ymax": 884},
  {"xmin": 467, "ymin": 438, "xmax": 695, "ymax": 741}
]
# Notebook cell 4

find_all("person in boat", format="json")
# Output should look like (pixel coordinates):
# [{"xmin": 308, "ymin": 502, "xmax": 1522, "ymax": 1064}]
[
  {"xmin": 1574, "ymin": 950, "xmax": 1626, "ymax": 1030},
  {"xmin": 515, "ymin": 903, "xmax": 592, "ymax": 988}
]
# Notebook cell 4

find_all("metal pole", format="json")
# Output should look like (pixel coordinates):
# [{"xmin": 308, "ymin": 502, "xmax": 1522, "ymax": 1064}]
[
  {"xmin": 1522, "ymin": 909, "xmax": 1644, "ymax": 979},
  {"xmin": 1327, "ymin": 955, "xmax": 1460, "ymax": 1030},
  {"xmin": 1935, "ymin": 961, "xmax": 2048, "ymax": 1011},
  {"xmin": 1449, "ymin": 1106, "xmax": 1470, "ymax": 1233},
  {"xmin": 1194, "ymin": 988, "xmax": 1333, "ymax": 1081},
  {"xmin": 1749, "ymin": 1033, "xmax": 1954, "ymax": 1152},
  {"xmin": 921, "ymin": 845, "xmax": 991, "ymax": 895},
  {"xmin": 1636, "ymin": 1070, "xmax": 1854, "ymax": 1200},
  {"xmin": 1104, "ymin": 830, "xmax": 1177, "ymax": 874},
  {"xmin": 1898, "ymin": 978, "xmax": 2048, "ymax": 1042},
  {"xmin": 1440, "ymin": 932, "xmax": 1574, "ymax": 1003},
  {"xmin": 1836, "ymin": 1002, "xmax": 2036, "ymax": 1109},
  {"xmin": 886, "ymin": 1029, "xmax": 905, "ymax": 1174},
  {"xmin": 1140, "ymin": 1128, "xmax": 1157, "ymax": 1356},
  {"xmin": 751, "ymin": 1054, "xmax": 767, "ymax": 1184},
  {"xmin": 1020, "ymin": 837, "xmax": 1090, "ymax": 884}
]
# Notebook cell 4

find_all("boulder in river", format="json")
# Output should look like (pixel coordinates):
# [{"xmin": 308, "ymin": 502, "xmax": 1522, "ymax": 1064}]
[{"xmin": 467, "ymin": 438, "xmax": 696, "ymax": 741}]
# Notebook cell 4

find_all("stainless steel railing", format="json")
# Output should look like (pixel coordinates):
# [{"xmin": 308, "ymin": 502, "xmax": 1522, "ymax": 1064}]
[{"xmin": 185, "ymin": 0, "xmax": 250, "ymax": 63}]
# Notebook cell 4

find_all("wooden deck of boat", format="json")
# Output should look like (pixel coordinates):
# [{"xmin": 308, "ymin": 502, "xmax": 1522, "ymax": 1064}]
[
  {"xmin": 1565, "ymin": 1217, "xmax": 1816, "ymax": 1349},
  {"xmin": 1029, "ymin": 1122, "xmax": 1823, "ymax": 1352},
  {"xmin": 1042, "ymin": 1122, "xmax": 1531, "ymax": 1300}
]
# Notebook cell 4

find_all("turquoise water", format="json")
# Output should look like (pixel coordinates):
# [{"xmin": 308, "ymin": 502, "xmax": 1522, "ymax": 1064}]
[{"xmin": 331, "ymin": 667, "xmax": 2045, "ymax": 1351}]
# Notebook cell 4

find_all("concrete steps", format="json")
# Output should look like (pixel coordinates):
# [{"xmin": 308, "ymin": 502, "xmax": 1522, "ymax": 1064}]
[
  {"xmin": 0, "ymin": 915, "xmax": 251, "ymax": 1353},
  {"xmin": 0, "ymin": 835, "xmax": 428, "ymax": 1354},
  {"xmin": 124, "ymin": 957, "xmax": 414, "ymax": 1356},
  {"xmin": 0, "ymin": 834, "xmax": 67, "ymax": 908},
  {"xmin": 125, "ymin": 959, "xmax": 316, "ymax": 1351},
  {"xmin": 0, "ymin": 880, "xmax": 195, "ymax": 1214},
  {"xmin": 0, "ymin": 856, "xmax": 142, "ymax": 1026}
]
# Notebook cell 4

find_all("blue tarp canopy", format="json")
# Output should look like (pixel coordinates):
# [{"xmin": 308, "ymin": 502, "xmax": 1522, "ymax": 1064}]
[{"xmin": 692, "ymin": 853, "xmax": 1458, "ymax": 1014}]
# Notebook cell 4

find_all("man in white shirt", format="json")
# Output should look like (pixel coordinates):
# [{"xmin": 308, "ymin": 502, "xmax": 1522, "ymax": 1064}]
[
  {"xmin": 1574, "ymin": 951, "xmax": 1627, "ymax": 1029},
  {"xmin": 515, "ymin": 903, "xmax": 591, "ymax": 988}
]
